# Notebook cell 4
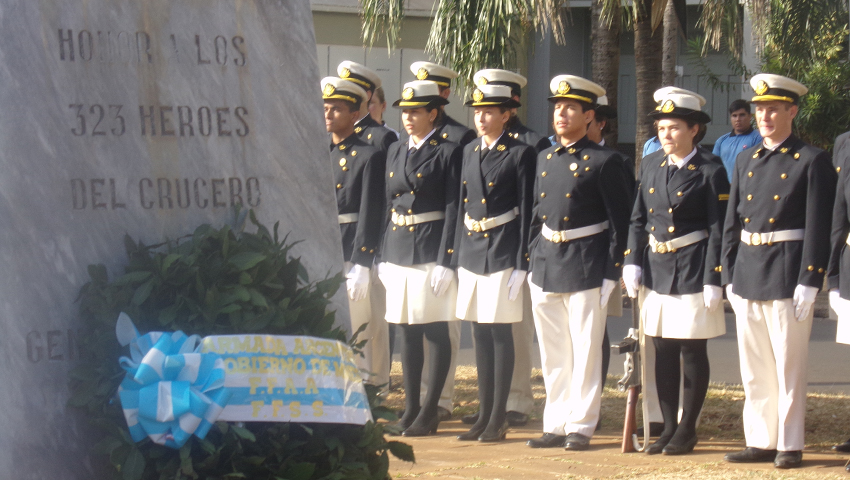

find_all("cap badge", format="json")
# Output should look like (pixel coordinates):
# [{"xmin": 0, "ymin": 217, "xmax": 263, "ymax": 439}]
[
  {"xmin": 570, "ymin": 163, "xmax": 578, "ymax": 171},
  {"xmin": 402, "ymin": 87, "xmax": 415, "ymax": 100},
  {"xmin": 416, "ymin": 68, "xmax": 429, "ymax": 80},
  {"xmin": 557, "ymin": 81, "xmax": 571, "ymax": 95},
  {"xmin": 755, "ymin": 80, "xmax": 769, "ymax": 96},
  {"xmin": 472, "ymin": 89, "xmax": 485, "ymax": 102},
  {"xmin": 661, "ymin": 99, "xmax": 675, "ymax": 113},
  {"xmin": 477, "ymin": 77, "xmax": 489, "ymax": 86},
  {"xmin": 322, "ymin": 83, "xmax": 336, "ymax": 97},
  {"xmin": 340, "ymin": 67, "xmax": 351, "ymax": 78}
]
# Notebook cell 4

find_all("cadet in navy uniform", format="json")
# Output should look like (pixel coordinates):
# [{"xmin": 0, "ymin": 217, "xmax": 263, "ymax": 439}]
[
  {"xmin": 321, "ymin": 77, "xmax": 390, "ymax": 389},
  {"xmin": 377, "ymin": 80, "xmax": 462, "ymax": 436},
  {"xmin": 453, "ymin": 84, "xmax": 536, "ymax": 443},
  {"xmin": 828, "ymin": 130, "xmax": 850, "ymax": 463},
  {"xmin": 410, "ymin": 62, "xmax": 476, "ymax": 146},
  {"xmin": 461, "ymin": 68, "xmax": 545, "ymax": 430},
  {"xmin": 623, "ymin": 90, "xmax": 729, "ymax": 456},
  {"xmin": 474, "ymin": 69, "xmax": 550, "ymax": 154},
  {"xmin": 722, "ymin": 74, "xmax": 836, "ymax": 469},
  {"xmin": 337, "ymin": 61, "xmax": 399, "ymax": 152},
  {"xmin": 526, "ymin": 75, "xmax": 632, "ymax": 450},
  {"xmin": 408, "ymin": 61, "xmax": 473, "ymax": 421}
]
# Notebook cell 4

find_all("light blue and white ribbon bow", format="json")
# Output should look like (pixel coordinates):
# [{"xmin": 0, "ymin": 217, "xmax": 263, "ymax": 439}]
[{"xmin": 115, "ymin": 313, "xmax": 232, "ymax": 449}]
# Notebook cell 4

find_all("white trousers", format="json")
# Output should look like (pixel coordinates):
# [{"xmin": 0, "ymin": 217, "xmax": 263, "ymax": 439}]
[
  {"xmin": 730, "ymin": 295, "xmax": 813, "ymax": 451},
  {"xmin": 345, "ymin": 262, "xmax": 390, "ymax": 389},
  {"xmin": 529, "ymin": 282, "xmax": 606, "ymax": 437},
  {"xmin": 506, "ymin": 283, "xmax": 535, "ymax": 414},
  {"xmin": 420, "ymin": 320, "xmax": 461, "ymax": 411}
]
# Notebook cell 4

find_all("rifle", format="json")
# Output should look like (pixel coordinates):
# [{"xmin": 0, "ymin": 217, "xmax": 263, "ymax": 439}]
[{"xmin": 612, "ymin": 298, "xmax": 648, "ymax": 453}]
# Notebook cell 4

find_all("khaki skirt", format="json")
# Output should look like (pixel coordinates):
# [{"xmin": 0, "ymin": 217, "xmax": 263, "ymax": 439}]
[
  {"xmin": 378, "ymin": 262, "xmax": 458, "ymax": 325},
  {"xmin": 639, "ymin": 286, "xmax": 725, "ymax": 339},
  {"xmin": 456, "ymin": 267, "xmax": 523, "ymax": 323}
]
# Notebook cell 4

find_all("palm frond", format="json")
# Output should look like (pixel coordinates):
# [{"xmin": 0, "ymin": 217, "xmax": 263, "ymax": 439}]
[{"xmin": 359, "ymin": 0, "xmax": 406, "ymax": 50}]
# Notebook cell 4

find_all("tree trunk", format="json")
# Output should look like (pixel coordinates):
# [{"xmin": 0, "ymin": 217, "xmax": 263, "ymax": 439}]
[
  {"xmin": 661, "ymin": 0, "xmax": 678, "ymax": 87},
  {"xmin": 634, "ymin": 0, "xmax": 664, "ymax": 169},
  {"xmin": 591, "ymin": 0, "xmax": 621, "ymax": 149}
]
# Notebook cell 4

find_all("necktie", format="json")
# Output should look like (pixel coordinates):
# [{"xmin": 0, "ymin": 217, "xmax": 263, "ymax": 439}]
[
  {"xmin": 480, "ymin": 147, "xmax": 490, "ymax": 162},
  {"xmin": 407, "ymin": 147, "xmax": 416, "ymax": 158},
  {"xmin": 667, "ymin": 164, "xmax": 678, "ymax": 182}
]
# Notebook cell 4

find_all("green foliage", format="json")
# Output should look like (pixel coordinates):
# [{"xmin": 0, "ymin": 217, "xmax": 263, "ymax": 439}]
[
  {"xmin": 359, "ymin": 0, "xmax": 567, "ymax": 95},
  {"xmin": 69, "ymin": 212, "xmax": 412, "ymax": 480}
]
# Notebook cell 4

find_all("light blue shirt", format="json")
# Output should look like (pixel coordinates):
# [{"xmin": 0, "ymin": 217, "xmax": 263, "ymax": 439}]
[
  {"xmin": 642, "ymin": 136, "xmax": 662, "ymax": 157},
  {"xmin": 712, "ymin": 128, "xmax": 762, "ymax": 182}
]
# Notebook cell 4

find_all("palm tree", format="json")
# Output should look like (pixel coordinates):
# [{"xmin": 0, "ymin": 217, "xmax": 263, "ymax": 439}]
[
  {"xmin": 591, "ymin": 0, "xmax": 622, "ymax": 148},
  {"xmin": 360, "ymin": 0, "xmax": 567, "ymax": 95}
]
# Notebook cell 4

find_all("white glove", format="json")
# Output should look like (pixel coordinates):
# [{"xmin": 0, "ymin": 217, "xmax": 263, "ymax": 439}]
[
  {"xmin": 830, "ymin": 288, "xmax": 841, "ymax": 312},
  {"xmin": 431, "ymin": 265, "xmax": 454, "ymax": 297},
  {"xmin": 703, "ymin": 285, "xmax": 723, "ymax": 311},
  {"xmin": 622, "ymin": 265, "xmax": 642, "ymax": 299},
  {"xmin": 600, "ymin": 278, "xmax": 617, "ymax": 307},
  {"xmin": 792, "ymin": 284, "xmax": 818, "ymax": 320},
  {"xmin": 507, "ymin": 270, "xmax": 527, "ymax": 301},
  {"xmin": 346, "ymin": 264, "xmax": 370, "ymax": 302}
]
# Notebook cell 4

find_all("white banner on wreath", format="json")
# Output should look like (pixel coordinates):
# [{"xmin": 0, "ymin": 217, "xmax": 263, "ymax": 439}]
[{"xmin": 200, "ymin": 335, "xmax": 372, "ymax": 425}]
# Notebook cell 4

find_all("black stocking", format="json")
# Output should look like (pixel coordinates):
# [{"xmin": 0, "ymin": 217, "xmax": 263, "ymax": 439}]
[
  {"xmin": 653, "ymin": 336, "xmax": 709, "ymax": 443},
  {"xmin": 404, "ymin": 321, "xmax": 451, "ymax": 429},
  {"xmin": 470, "ymin": 323, "xmax": 515, "ymax": 432}
]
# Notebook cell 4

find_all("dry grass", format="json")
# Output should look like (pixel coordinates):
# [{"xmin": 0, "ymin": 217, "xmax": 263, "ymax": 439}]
[{"xmin": 384, "ymin": 362, "xmax": 850, "ymax": 449}]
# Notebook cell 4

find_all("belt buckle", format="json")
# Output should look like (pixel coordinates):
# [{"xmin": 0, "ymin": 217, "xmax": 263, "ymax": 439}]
[
  {"xmin": 550, "ymin": 231, "xmax": 563, "ymax": 244},
  {"xmin": 656, "ymin": 243, "xmax": 668, "ymax": 254},
  {"xmin": 750, "ymin": 232, "xmax": 762, "ymax": 246},
  {"xmin": 396, "ymin": 216, "xmax": 407, "ymax": 227},
  {"xmin": 471, "ymin": 221, "xmax": 482, "ymax": 232}
]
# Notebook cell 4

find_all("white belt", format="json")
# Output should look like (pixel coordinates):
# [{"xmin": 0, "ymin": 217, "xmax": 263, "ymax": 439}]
[
  {"xmin": 391, "ymin": 210, "xmax": 445, "ymax": 227},
  {"xmin": 847, "ymin": 232, "xmax": 850, "ymax": 247},
  {"xmin": 649, "ymin": 230, "xmax": 708, "ymax": 254},
  {"xmin": 740, "ymin": 229, "xmax": 804, "ymax": 246},
  {"xmin": 464, "ymin": 207, "xmax": 519, "ymax": 233},
  {"xmin": 541, "ymin": 221, "xmax": 609, "ymax": 244},
  {"xmin": 338, "ymin": 213, "xmax": 359, "ymax": 224}
]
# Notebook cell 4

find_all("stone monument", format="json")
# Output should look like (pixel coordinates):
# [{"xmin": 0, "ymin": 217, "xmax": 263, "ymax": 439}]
[{"xmin": 0, "ymin": 1, "xmax": 344, "ymax": 477}]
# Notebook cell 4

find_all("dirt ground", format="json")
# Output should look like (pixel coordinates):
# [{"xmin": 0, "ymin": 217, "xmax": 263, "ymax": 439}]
[{"xmin": 384, "ymin": 364, "xmax": 850, "ymax": 479}]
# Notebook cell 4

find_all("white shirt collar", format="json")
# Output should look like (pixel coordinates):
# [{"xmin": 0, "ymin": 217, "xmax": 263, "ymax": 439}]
[
  {"xmin": 764, "ymin": 135, "xmax": 791, "ymax": 151},
  {"xmin": 355, "ymin": 114, "xmax": 368, "ymax": 126},
  {"xmin": 598, "ymin": 138, "xmax": 606, "ymax": 147},
  {"xmin": 669, "ymin": 147, "xmax": 698, "ymax": 168},
  {"xmin": 408, "ymin": 128, "xmax": 438, "ymax": 150},
  {"xmin": 480, "ymin": 132, "xmax": 505, "ymax": 150}
]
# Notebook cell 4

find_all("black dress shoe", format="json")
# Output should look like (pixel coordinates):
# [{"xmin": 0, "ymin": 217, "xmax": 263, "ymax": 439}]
[
  {"xmin": 461, "ymin": 412, "xmax": 479, "ymax": 425},
  {"xmin": 724, "ymin": 447, "xmax": 778, "ymax": 463},
  {"xmin": 479, "ymin": 420, "xmax": 509, "ymax": 442},
  {"xmin": 774, "ymin": 450, "xmax": 802, "ymax": 469},
  {"xmin": 646, "ymin": 435, "xmax": 672, "ymax": 455},
  {"xmin": 662, "ymin": 435, "xmax": 698, "ymax": 455},
  {"xmin": 527, "ymin": 433, "xmax": 567, "ymax": 448},
  {"xmin": 506, "ymin": 411, "xmax": 529, "ymax": 427},
  {"xmin": 402, "ymin": 415, "xmax": 440, "ymax": 437},
  {"xmin": 833, "ymin": 438, "xmax": 850, "ymax": 453},
  {"xmin": 564, "ymin": 432, "xmax": 591, "ymax": 451},
  {"xmin": 437, "ymin": 407, "xmax": 452, "ymax": 421},
  {"xmin": 457, "ymin": 424, "xmax": 486, "ymax": 441}
]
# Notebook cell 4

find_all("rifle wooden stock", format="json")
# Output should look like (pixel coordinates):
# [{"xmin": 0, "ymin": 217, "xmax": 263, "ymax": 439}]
[{"xmin": 622, "ymin": 384, "xmax": 641, "ymax": 453}]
